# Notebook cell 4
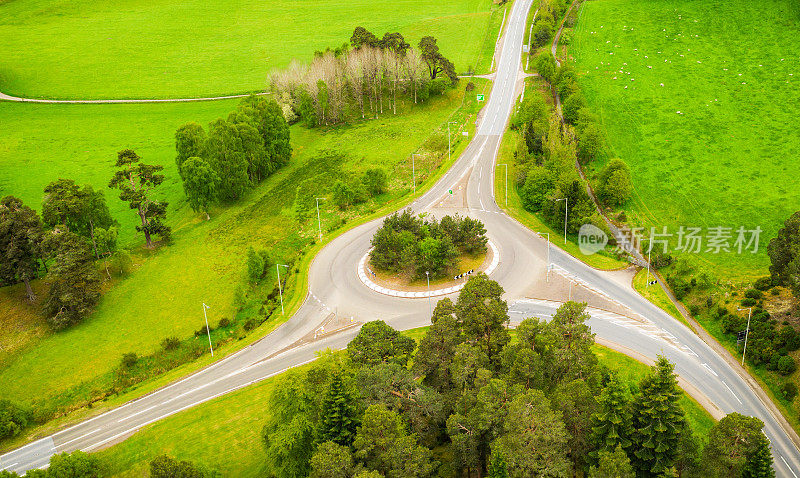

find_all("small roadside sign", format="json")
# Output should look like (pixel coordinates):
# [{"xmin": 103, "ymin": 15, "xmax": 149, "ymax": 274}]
[
  {"xmin": 476, "ymin": 94, "xmax": 485, "ymax": 102},
  {"xmin": 522, "ymin": 44, "xmax": 530, "ymax": 53},
  {"xmin": 462, "ymin": 131, "xmax": 469, "ymax": 136},
  {"xmin": 448, "ymin": 189, "xmax": 453, "ymax": 195}
]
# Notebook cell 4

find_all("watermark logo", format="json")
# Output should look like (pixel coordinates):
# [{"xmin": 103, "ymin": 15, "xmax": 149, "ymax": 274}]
[{"xmin": 579, "ymin": 224, "xmax": 608, "ymax": 256}]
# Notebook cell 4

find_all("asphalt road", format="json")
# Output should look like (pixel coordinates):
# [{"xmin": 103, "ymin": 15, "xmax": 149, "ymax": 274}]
[{"xmin": 3, "ymin": 0, "xmax": 800, "ymax": 476}]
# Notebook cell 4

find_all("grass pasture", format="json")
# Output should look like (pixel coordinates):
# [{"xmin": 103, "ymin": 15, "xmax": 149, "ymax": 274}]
[
  {"xmin": 571, "ymin": 0, "xmax": 800, "ymax": 281},
  {"xmin": 0, "ymin": 0, "xmax": 496, "ymax": 99},
  {"xmin": 0, "ymin": 82, "xmax": 488, "ymax": 429}
]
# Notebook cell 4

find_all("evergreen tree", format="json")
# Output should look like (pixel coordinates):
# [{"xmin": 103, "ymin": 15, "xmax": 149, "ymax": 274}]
[
  {"xmin": 180, "ymin": 157, "xmax": 220, "ymax": 219},
  {"xmin": 318, "ymin": 373, "xmax": 360, "ymax": 447},
  {"xmin": 630, "ymin": 356, "xmax": 685, "ymax": 475},
  {"xmin": 743, "ymin": 434, "xmax": 775, "ymax": 478},
  {"xmin": 590, "ymin": 371, "xmax": 632, "ymax": 460},
  {"xmin": 487, "ymin": 452, "xmax": 509, "ymax": 478},
  {"xmin": 703, "ymin": 412, "xmax": 771, "ymax": 478},
  {"xmin": 0, "ymin": 196, "xmax": 44, "ymax": 300},
  {"xmin": 108, "ymin": 149, "xmax": 170, "ymax": 247},
  {"xmin": 589, "ymin": 444, "xmax": 634, "ymax": 478}
]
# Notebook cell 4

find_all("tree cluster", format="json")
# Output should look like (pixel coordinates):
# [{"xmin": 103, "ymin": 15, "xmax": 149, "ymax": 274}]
[
  {"xmin": 259, "ymin": 275, "xmax": 755, "ymax": 477},
  {"xmin": 150, "ymin": 455, "xmax": 217, "ymax": 478},
  {"xmin": 175, "ymin": 95, "xmax": 292, "ymax": 214},
  {"xmin": 269, "ymin": 28, "xmax": 457, "ymax": 127},
  {"xmin": 6, "ymin": 451, "xmax": 101, "ymax": 478},
  {"xmin": 768, "ymin": 211, "xmax": 800, "ymax": 298},
  {"xmin": 369, "ymin": 209, "xmax": 487, "ymax": 279}
]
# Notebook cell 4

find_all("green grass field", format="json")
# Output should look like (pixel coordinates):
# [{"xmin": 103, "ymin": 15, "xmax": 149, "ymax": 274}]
[
  {"xmin": 93, "ymin": 343, "xmax": 715, "ymax": 476},
  {"xmin": 571, "ymin": 0, "xmax": 800, "ymax": 281},
  {"xmin": 0, "ymin": 83, "xmax": 487, "ymax": 425},
  {"xmin": 0, "ymin": 0, "xmax": 495, "ymax": 99}
]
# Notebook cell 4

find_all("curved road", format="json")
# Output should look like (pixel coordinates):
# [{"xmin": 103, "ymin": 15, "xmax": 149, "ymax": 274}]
[{"xmin": 2, "ymin": 0, "xmax": 800, "ymax": 476}]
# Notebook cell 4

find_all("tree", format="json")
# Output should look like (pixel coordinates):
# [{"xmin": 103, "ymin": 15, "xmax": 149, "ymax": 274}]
[
  {"xmin": 246, "ymin": 246, "xmax": 268, "ymax": 283},
  {"xmin": 520, "ymin": 166, "xmax": 554, "ymax": 212},
  {"xmin": 47, "ymin": 451, "xmax": 100, "ymax": 478},
  {"xmin": 41, "ymin": 231, "xmax": 102, "ymax": 329},
  {"xmin": 492, "ymin": 389, "xmax": 570, "ymax": 477},
  {"xmin": 630, "ymin": 356, "xmax": 685, "ymax": 475},
  {"xmin": 108, "ymin": 149, "xmax": 170, "ymax": 248},
  {"xmin": 533, "ymin": 21, "xmax": 554, "ymax": 47},
  {"xmin": 362, "ymin": 168, "xmax": 388, "ymax": 196},
  {"xmin": 0, "ymin": 196, "xmax": 44, "ymax": 300},
  {"xmin": 347, "ymin": 320, "xmax": 415, "ymax": 366},
  {"xmin": 743, "ymin": 434, "xmax": 775, "ymax": 478},
  {"xmin": 554, "ymin": 379, "xmax": 597, "ymax": 469},
  {"xmin": 180, "ymin": 157, "xmax": 220, "ymax": 219},
  {"xmin": 353, "ymin": 404, "xmax": 435, "ymax": 477},
  {"xmin": 578, "ymin": 123, "xmax": 603, "ymax": 163},
  {"xmin": 590, "ymin": 372, "xmax": 632, "ymax": 459},
  {"xmin": 204, "ymin": 119, "xmax": 251, "ymax": 201},
  {"xmin": 237, "ymin": 95, "xmax": 292, "ymax": 175},
  {"xmin": 769, "ymin": 211, "xmax": 800, "ymax": 297},
  {"xmin": 418, "ymin": 36, "xmax": 458, "ymax": 82},
  {"xmin": 318, "ymin": 373, "xmax": 360, "ymax": 447},
  {"xmin": 41, "ymin": 179, "xmax": 84, "ymax": 232},
  {"xmin": 546, "ymin": 301, "xmax": 596, "ymax": 386},
  {"xmin": 589, "ymin": 445, "xmax": 635, "ymax": 478},
  {"xmin": 597, "ymin": 158, "xmax": 632, "ymax": 207},
  {"xmin": 487, "ymin": 453, "xmax": 509, "ymax": 478},
  {"xmin": 702, "ymin": 412, "xmax": 769, "ymax": 478},
  {"xmin": 562, "ymin": 93, "xmax": 587, "ymax": 125},
  {"xmin": 455, "ymin": 274, "xmax": 510, "ymax": 367},
  {"xmin": 416, "ymin": 236, "xmax": 458, "ymax": 278},
  {"xmin": 149, "ymin": 455, "xmax": 206, "ymax": 478},
  {"xmin": 414, "ymin": 298, "xmax": 463, "ymax": 393},
  {"xmin": 0, "ymin": 399, "xmax": 30, "ymax": 439},
  {"xmin": 332, "ymin": 180, "xmax": 356, "ymax": 210},
  {"xmin": 351, "ymin": 26, "xmax": 379, "ymax": 49},
  {"xmin": 175, "ymin": 122, "xmax": 207, "ymax": 178},
  {"xmin": 309, "ymin": 441, "xmax": 354, "ymax": 478},
  {"xmin": 535, "ymin": 52, "xmax": 557, "ymax": 83}
]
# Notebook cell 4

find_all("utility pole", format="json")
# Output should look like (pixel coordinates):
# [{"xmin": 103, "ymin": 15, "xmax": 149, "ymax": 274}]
[
  {"xmin": 499, "ymin": 163, "xmax": 508, "ymax": 207},
  {"xmin": 315, "ymin": 197, "xmax": 325, "ymax": 240},
  {"xmin": 556, "ymin": 197, "xmax": 568, "ymax": 244},
  {"xmin": 737, "ymin": 307, "xmax": 753, "ymax": 367},
  {"xmin": 425, "ymin": 271, "xmax": 432, "ymax": 317},
  {"xmin": 202, "ymin": 302, "xmax": 213, "ymax": 357},
  {"xmin": 447, "ymin": 121, "xmax": 458, "ymax": 164},
  {"xmin": 537, "ymin": 232, "xmax": 550, "ymax": 282},
  {"xmin": 276, "ymin": 263, "xmax": 289, "ymax": 315},
  {"xmin": 411, "ymin": 154, "xmax": 421, "ymax": 194},
  {"xmin": 646, "ymin": 248, "xmax": 652, "ymax": 288}
]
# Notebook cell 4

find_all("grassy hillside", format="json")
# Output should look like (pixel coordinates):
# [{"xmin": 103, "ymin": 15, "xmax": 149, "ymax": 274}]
[
  {"xmin": 93, "ymin": 343, "xmax": 715, "ymax": 476},
  {"xmin": 0, "ymin": 81, "xmax": 489, "ymax": 427},
  {"xmin": 0, "ymin": 0, "xmax": 496, "ymax": 99},
  {"xmin": 571, "ymin": 0, "xmax": 800, "ymax": 281}
]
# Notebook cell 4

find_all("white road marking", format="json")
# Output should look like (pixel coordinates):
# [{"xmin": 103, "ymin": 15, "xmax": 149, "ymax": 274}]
[
  {"xmin": 781, "ymin": 455, "xmax": 799, "ymax": 478},
  {"xmin": 116, "ymin": 405, "xmax": 158, "ymax": 422},
  {"xmin": 58, "ymin": 428, "xmax": 102, "ymax": 447},
  {"xmin": 701, "ymin": 363, "xmax": 719, "ymax": 377},
  {"xmin": 722, "ymin": 380, "xmax": 743, "ymax": 404}
]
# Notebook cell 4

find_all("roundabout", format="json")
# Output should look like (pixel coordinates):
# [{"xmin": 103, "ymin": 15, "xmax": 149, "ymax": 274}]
[{"xmin": 357, "ymin": 240, "xmax": 500, "ymax": 298}]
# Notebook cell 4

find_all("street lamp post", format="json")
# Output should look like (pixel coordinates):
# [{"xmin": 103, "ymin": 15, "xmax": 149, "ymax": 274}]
[
  {"xmin": 646, "ymin": 248, "xmax": 652, "ymax": 288},
  {"xmin": 447, "ymin": 121, "xmax": 458, "ymax": 164},
  {"xmin": 315, "ymin": 197, "xmax": 325, "ymax": 240},
  {"xmin": 556, "ymin": 197, "xmax": 568, "ymax": 244},
  {"xmin": 202, "ymin": 302, "xmax": 213, "ymax": 357},
  {"xmin": 537, "ymin": 232, "xmax": 550, "ymax": 282},
  {"xmin": 499, "ymin": 163, "xmax": 508, "ymax": 207},
  {"xmin": 425, "ymin": 271, "xmax": 432, "ymax": 316},
  {"xmin": 276, "ymin": 263, "xmax": 289, "ymax": 315},
  {"xmin": 737, "ymin": 307, "xmax": 753, "ymax": 367},
  {"xmin": 411, "ymin": 153, "xmax": 421, "ymax": 194}
]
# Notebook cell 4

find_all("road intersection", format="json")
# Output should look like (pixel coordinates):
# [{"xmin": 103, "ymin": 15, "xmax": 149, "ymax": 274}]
[{"xmin": 3, "ymin": 0, "xmax": 800, "ymax": 476}]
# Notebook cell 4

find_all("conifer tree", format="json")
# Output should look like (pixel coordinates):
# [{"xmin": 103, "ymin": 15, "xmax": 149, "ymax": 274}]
[
  {"xmin": 590, "ymin": 371, "xmax": 632, "ymax": 461},
  {"xmin": 743, "ymin": 434, "xmax": 775, "ymax": 478},
  {"xmin": 318, "ymin": 373, "xmax": 360, "ymax": 447},
  {"xmin": 630, "ymin": 356, "xmax": 685, "ymax": 475}
]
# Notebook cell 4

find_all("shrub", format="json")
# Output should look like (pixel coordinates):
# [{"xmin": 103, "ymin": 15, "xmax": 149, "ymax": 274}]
[
  {"xmin": 744, "ymin": 289, "xmax": 763, "ymax": 300},
  {"xmin": 577, "ymin": 123, "xmax": 603, "ymax": 163},
  {"xmin": 535, "ymin": 52, "xmax": 557, "ymax": 83},
  {"xmin": 778, "ymin": 355, "xmax": 797, "ymax": 376},
  {"xmin": 561, "ymin": 93, "xmax": 586, "ymax": 125},
  {"xmin": 244, "ymin": 318, "xmax": 257, "ymax": 331},
  {"xmin": 0, "ymin": 399, "xmax": 31, "ymax": 439},
  {"xmin": 754, "ymin": 276, "xmax": 774, "ymax": 291},
  {"xmin": 218, "ymin": 318, "xmax": 231, "ymax": 328},
  {"xmin": 781, "ymin": 382, "xmax": 798, "ymax": 401},
  {"xmin": 741, "ymin": 298, "xmax": 757, "ymax": 307},
  {"xmin": 520, "ymin": 166, "xmax": 555, "ymax": 212},
  {"xmin": 362, "ymin": 168, "xmax": 388, "ymax": 196},
  {"xmin": 689, "ymin": 305, "xmax": 700, "ymax": 316},
  {"xmin": 161, "ymin": 336, "xmax": 181, "ymax": 351},
  {"xmin": 48, "ymin": 452, "xmax": 100, "ymax": 478},
  {"xmin": 247, "ymin": 246, "xmax": 269, "ymax": 283},
  {"xmin": 121, "ymin": 352, "xmax": 138, "ymax": 368},
  {"xmin": 465, "ymin": 81, "xmax": 475, "ymax": 92},
  {"xmin": 533, "ymin": 21, "xmax": 554, "ymax": 47},
  {"xmin": 109, "ymin": 251, "xmax": 133, "ymax": 277}
]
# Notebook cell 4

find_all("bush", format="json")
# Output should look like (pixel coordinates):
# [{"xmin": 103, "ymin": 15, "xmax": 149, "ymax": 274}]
[
  {"xmin": 48, "ymin": 451, "xmax": 100, "ymax": 478},
  {"xmin": 577, "ymin": 123, "xmax": 603, "ymax": 163},
  {"xmin": 150, "ymin": 455, "xmax": 209, "ymax": 478},
  {"xmin": 535, "ymin": 52, "xmax": 557, "ymax": 83},
  {"xmin": 109, "ymin": 251, "xmax": 133, "ymax": 277},
  {"xmin": 689, "ymin": 305, "xmax": 700, "ymax": 316},
  {"xmin": 161, "ymin": 336, "xmax": 181, "ymax": 351},
  {"xmin": 754, "ymin": 276, "xmax": 774, "ymax": 291},
  {"xmin": 218, "ymin": 318, "xmax": 231, "ymax": 328},
  {"xmin": 362, "ymin": 168, "xmax": 388, "ymax": 196},
  {"xmin": 520, "ymin": 166, "xmax": 555, "ymax": 212},
  {"xmin": 597, "ymin": 159, "xmax": 632, "ymax": 207},
  {"xmin": 741, "ymin": 298, "xmax": 757, "ymax": 307},
  {"xmin": 744, "ymin": 289, "xmax": 763, "ymax": 300},
  {"xmin": 533, "ymin": 21, "xmax": 554, "ymax": 47},
  {"xmin": 0, "ymin": 399, "xmax": 31, "ymax": 439},
  {"xmin": 561, "ymin": 93, "xmax": 586, "ymax": 125},
  {"xmin": 778, "ymin": 355, "xmax": 797, "ymax": 376},
  {"xmin": 247, "ymin": 246, "xmax": 269, "ymax": 283},
  {"xmin": 121, "ymin": 352, "xmax": 138, "ymax": 368},
  {"xmin": 781, "ymin": 382, "xmax": 798, "ymax": 401},
  {"xmin": 244, "ymin": 318, "xmax": 257, "ymax": 331}
]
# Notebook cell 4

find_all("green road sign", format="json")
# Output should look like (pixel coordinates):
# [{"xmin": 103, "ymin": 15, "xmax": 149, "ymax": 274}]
[
  {"xmin": 476, "ymin": 94, "xmax": 485, "ymax": 102},
  {"xmin": 449, "ymin": 189, "xmax": 453, "ymax": 195}
]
